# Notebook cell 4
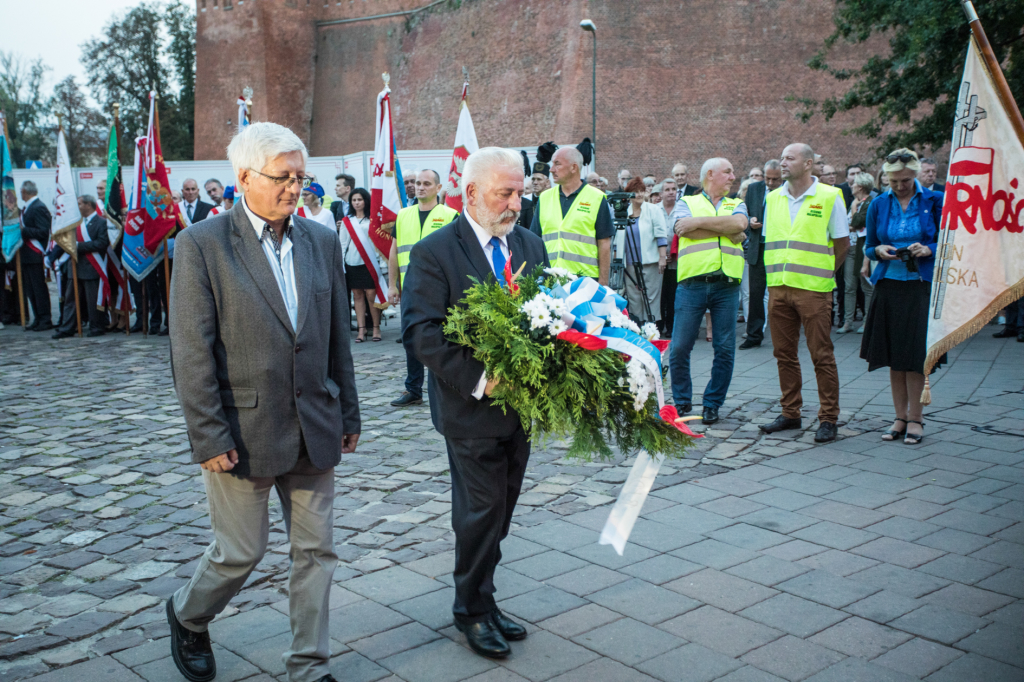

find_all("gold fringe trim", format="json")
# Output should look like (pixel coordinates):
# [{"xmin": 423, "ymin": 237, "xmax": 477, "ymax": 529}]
[{"xmin": 922, "ymin": 276, "xmax": 1024, "ymax": 398}]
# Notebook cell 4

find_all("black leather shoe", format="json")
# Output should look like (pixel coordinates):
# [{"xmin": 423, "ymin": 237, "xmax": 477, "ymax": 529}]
[
  {"xmin": 390, "ymin": 392, "xmax": 423, "ymax": 407},
  {"xmin": 759, "ymin": 415, "xmax": 802, "ymax": 433},
  {"xmin": 24, "ymin": 321, "xmax": 38, "ymax": 331},
  {"xmin": 129, "ymin": 322, "xmax": 144, "ymax": 333},
  {"xmin": 455, "ymin": 617, "xmax": 510, "ymax": 658},
  {"xmin": 166, "ymin": 598, "xmax": 215, "ymax": 682},
  {"xmin": 158, "ymin": 327, "xmax": 170, "ymax": 336},
  {"xmin": 738, "ymin": 339, "xmax": 761, "ymax": 349},
  {"xmin": 491, "ymin": 608, "xmax": 527, "ymax": 641},
  {"xmin": 1017, "ymin": 332, "xmax": 1024, "ymax": 343},
  {"xmin": 814, "ymin": 421, "xmax": 838, "ymax": 443},
  {"xmin": 702, "ymin": 406, "xmax": 719, "ymax": 425},
  {"xmin": 51, "ymin": 330, "xmax": 75, "ymax": 340},
  {"xmin": 993, "ymin": 328, "xmax": 1018, "ymax": 338},
  {"xmin": 33, "ymin": 321, "xmax": 54, "ymax": 332},
  {"xmin": 677, "ymin": 403, "xmax": 692, "ymax": 415},
  {"xmin": 314, "ymin": 676, "xmax": 338, "ymax": 682},
  {"xmin": 86, "ymin": 329, "xmax": 106, "ymax": 338}
]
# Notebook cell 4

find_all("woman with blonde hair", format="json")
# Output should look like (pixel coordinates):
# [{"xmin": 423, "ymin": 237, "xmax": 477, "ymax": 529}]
[{"xmin": 860, "ymin": 149, "xmax": 944, "ymax": 444}]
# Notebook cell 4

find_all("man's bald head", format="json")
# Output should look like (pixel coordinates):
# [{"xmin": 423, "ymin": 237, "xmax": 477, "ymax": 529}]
[
  {"xmin": 415, "ymin": 169, "xmax": 442, "ymax": 202},
  {"xmin": 550, "ymin": 147, "xmax": 583, "ymax": 186},
  {"xmin": 781, "ymin": 143, "xmax": 815, "ymax": 183},
  {"xmin": 182, "ymin": 178, "xmax": 199, "ymax": 203}
]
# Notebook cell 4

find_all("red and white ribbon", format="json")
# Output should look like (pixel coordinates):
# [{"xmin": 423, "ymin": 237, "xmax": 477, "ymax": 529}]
[{"xmin": 342, "ymin": 217, "xmax": 388, "ymax": 306}]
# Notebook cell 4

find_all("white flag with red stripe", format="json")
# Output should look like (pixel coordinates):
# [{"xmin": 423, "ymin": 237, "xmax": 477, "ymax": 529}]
[
  {"xmin": 443, "ymin": 82, "xmax": 479, "ymax": 213},
  {"xmin": 369, "ymin": 84, "xmax": 400, "ymax": 258},
  {"xmin": 925, "ymin": 36, "xmax": 1024, "ymax": 379}
]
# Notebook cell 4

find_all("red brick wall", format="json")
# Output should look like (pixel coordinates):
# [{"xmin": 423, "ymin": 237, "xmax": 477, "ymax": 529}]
[{"xmin": 196, "ymin": 0, "xmax": 882, "ymax": 180}]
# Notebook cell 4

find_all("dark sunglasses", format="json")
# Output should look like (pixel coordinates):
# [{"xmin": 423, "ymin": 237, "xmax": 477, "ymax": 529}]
[{"xmin": 886, "ymin": 152, "xmax": 916, "ymax": 164}]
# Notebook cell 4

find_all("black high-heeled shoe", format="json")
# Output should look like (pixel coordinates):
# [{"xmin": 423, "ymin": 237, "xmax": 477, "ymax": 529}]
[
  {"xmin": 882, "ymin": 418, "xmax": 907, "ymax": 441},
  {"xmin": 904, "ymin": 420, "xmax": 925, "ymax": 445}
]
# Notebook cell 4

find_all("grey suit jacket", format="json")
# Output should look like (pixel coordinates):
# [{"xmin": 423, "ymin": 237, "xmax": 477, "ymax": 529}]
[{"xmin": 169, "ymin": 203, "xmax": 360, "ymax": 477}]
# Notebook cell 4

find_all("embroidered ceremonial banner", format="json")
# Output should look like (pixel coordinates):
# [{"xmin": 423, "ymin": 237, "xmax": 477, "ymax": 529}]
[
  {"xmin": 443, "ymin": 82, "xmax": 479, "ymax": 214},
  {"xmin": 51, "ymin": 126, "xmax": 82, "ymax": 258},
  {"xmin": 369, "ymin": 82, "xmax": 403, "ymax": 257},
  {"xmin": 926, "ymin": 37, "xmax": 1024, "ymax": 377},
  {"xmin": 141, "ymin": 92, "xmax": 183, "ymax": 254},
  {"xmin": 122, "ymin": 137, "xmax": 164, "ymax": 281},
  {"xmin": 0, "ymin": 112, "xmax": 21, "ymax": 262}
]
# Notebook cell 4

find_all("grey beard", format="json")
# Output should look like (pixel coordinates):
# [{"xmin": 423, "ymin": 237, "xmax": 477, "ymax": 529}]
[{"xmin": 477, "ymin": 206, "xmax": 519, "ymax": 237}]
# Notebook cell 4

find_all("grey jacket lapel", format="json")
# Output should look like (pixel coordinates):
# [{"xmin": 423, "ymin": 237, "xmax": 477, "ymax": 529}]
[
  {"xmin": 292, "ymin": 223, "xmax": 314, "ymax": 337},
  {"xmin": 230, "ymin": 205, "xmax": 295, "ymax": 335}
]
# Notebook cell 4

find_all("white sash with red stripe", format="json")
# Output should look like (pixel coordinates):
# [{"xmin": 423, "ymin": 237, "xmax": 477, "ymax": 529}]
[
  {"xmin": 77, "ymin": 221, "xmax": 111, "ymax": 308},
  {"xmin": 342, "ymin": 217, "xmax": 388, "ymax": 307}
]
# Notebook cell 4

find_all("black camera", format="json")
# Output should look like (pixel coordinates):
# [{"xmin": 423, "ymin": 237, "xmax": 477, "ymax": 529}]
[
  {"xmin": 894, "ymin": 247, "xmax": 919, "ymax": 273},
  {"xmin": 605, "ymin": 191, "xmax": 634, "ymax": 225}
]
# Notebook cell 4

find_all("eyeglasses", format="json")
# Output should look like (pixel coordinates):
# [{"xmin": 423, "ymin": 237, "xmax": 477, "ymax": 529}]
[
  {"xmin": 886, "ymin": 152, "xmax": 917, "ymax": 164},
  {"xmin": 250, "ymin": 169, "xmax": 312, "ymax": 189}
]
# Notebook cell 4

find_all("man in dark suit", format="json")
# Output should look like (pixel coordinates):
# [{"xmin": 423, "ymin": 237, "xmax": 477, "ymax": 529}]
[
  {"xmin": 836, "ymin": 164, "xmax": 862, "ymax": 211},
  {"xmin": 18, "ymin": 181, "xmax": 54, "ymax": 330},
  {"xmin": 166, "ymin": 123, "xmax": 360, "ymax": 682},
  {"xmin": 739, "ymin": 160, "xmax": 783, "ymax": 349},
  {"xmin": 52, "ymin": 195, "xmax": 110, "ymax": 338},
  {"xmin": 919, "ymin": 157, "xmax": 945, "ymax": 192},
  {"xmin": 672, "ymin": 163, "xmax": 702, "ymax": 198},
  {"xmin": 402, "ymin": 148, "xmax": 549, "ymax": 660}
]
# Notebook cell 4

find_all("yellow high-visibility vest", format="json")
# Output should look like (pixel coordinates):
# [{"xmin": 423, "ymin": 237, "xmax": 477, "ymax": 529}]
[
  {"xmin": 395, "ymin": 203, "xmax": 459, "ymax": 283},
  {"xmin": 764, "ymin": 183, "xmax": 842, "ymax": 292},
  {"xmin": 538, "ymin": 184, "xmax": 604, "ymax": 277},
  {"xmin": 676, "ymin": 193, "xmax": 745, "ymax": 282}
]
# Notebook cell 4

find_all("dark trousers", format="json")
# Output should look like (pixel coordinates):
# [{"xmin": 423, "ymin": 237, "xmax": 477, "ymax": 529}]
[
  {"xmin": 1001, "ymin": 295, "xmax": 1024, "ymax": 332},
  {"xmin": 833, "ymin": 262, "xmax": 846, "ymax": 325},
  {"xmin": 22, "ymin": 262, "xmax": 52, "ymax": 325},
  {"xmin": 146, "ymin": 267, "xmax": 168, "ymax": 329},
  {"xmin": 746, "ymin": 244, "xmax": 767, "ymax": 343},
  {"xmin": 404, "ymin": 345, "xmax": 425, "ymax": 398},
  {"xmin": 58, "ymin": 276, "xmax": 107, "ymax": 333},
  {"xmin": 447, "ymin": 427, "xmax": 530, "ymax": 622},
  {"xmin": 659, "ymin": 265, "xmax": 677, "ymax": 336},
  {"xmin": 1, "ymin": 262, "xmax": 20, "ymax": 323}
]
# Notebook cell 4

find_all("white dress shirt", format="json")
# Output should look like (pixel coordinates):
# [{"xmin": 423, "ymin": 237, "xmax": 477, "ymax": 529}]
[
  {"xmin": 465, "ymin": 210, "xmax": 511, "ymax": 400},
  {"xmin": 179, "ymin": 200, "xmax": 198, "ymax": 227},
  {"xmin": 775, "ymin": 178, "xmax": 850, "ymax": 239},
  {"xmin": 242, "ymin": 197, "xmax": 299, "ymax": 331}
]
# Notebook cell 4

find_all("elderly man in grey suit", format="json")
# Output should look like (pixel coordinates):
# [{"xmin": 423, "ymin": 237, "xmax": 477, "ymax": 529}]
[{"xmin": 166, "ymin": 122, "xmax": 360, "ymax": 682}]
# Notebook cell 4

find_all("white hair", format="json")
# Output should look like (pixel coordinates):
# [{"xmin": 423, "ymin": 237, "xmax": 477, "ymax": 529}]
[
  {"xmin": 461, "ymin": 147, "xmax": 524, "ymax": 203},
  {"xmin": 557, "ymin": 147, "xmax": 584, "ymax": 172},
  {"xmin": 227, "ymin": 122, "xmax": 308, "ymax": 180},
  {"xmin": 699, "ymin": 158, "xmax": 730, "ymax": 188}
]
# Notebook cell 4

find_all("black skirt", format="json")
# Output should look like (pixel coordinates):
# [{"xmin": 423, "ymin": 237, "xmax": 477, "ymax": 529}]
[
  {"xmin": 345, "ymin": 264, "xmax": 376, "ymax": 290},
  {"xmin": 860, "ymin": 279, "xmax": 945, "ymax": 373}
]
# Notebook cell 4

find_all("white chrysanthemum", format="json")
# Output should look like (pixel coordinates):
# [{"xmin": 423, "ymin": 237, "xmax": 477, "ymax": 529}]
[
  {"xmin": 547, "ymin": 319, "xmax": 569, "ymax": 336},
  {"xmin": 530, "ymin": 310, "xmax": 551, "ymax": 329},
  {"xmin": 622, "ymin": 318, "xmax": 642, "ymax": 334},
  {"xmin": 625, "ymin": 358, "xmax": 652, "ymax": 411},
  {"xmin": 544, "ymin": 267, "xmax": 577, "ymax": 281},
  {"xmin": 547, "ymin": 298, "xmax": 569, "ymax": 316},
  {"xmin": 607, "ymin": 312, "xmax": 627, "ymax": 328},
  {"xmin": 642, "ymin": 322, "xmax": 660, "ymax": 341}
]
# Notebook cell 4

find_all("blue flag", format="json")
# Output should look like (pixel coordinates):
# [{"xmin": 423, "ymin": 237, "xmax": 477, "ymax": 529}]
[{"xmin": 1, "ymin": 128, "xmax": 22, "ymax": 262}]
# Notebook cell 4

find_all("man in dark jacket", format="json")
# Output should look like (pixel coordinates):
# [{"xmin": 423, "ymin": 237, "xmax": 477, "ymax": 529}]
[
  {"xmin": 402, "ymin": 148, "xmax": 548, "ymax": 660},
  {"xmin": 19, "ymin": 181, "xmax": 54, "ymax": 330},
  {"xmin": 739, "ymin": 160, "xmax": 783, "ymax": 348},
  {"xmin": 53, "ymin": 195, "xmax": 109, "ymax": 338}
]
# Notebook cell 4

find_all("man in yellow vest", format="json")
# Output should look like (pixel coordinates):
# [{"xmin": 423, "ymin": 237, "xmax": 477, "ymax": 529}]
[
  {"xmin": 530, "ymin": 147, "xmax": 613, "ymax": 284},
  {"xmin": 388, "ymin": 169, "xmax": 459, "ymax": 407},
  {"xmin": 759, "ymin": 143, "xmax": 850, "ymax": 443},
  {"xmin": 669, "ymin": 158, "xmax": 748, "ymax": 424}
]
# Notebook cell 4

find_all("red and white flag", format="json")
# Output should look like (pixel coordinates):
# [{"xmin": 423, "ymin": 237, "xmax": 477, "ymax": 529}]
[
  {"xmin": 368, "ymin": 83, "xmax": 400, "ymax": 258},
  {"xmin": 443, "ymin": 82, "xmax": 479, "ymax": 213},
  {"xmin": 925, "ymin": 34, "xmax": 1024, "ymax": 382}
]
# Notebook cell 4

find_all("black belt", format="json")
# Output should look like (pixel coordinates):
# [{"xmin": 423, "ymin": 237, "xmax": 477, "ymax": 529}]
[{"xmin": 681, "ymin": 273, "xmax": 736, "ymax": 284}]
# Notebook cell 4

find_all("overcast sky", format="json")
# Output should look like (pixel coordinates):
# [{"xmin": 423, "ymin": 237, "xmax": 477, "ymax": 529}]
[{"xmin": 1, "ymin": 0, "xmax": 149, "ymax": 94}]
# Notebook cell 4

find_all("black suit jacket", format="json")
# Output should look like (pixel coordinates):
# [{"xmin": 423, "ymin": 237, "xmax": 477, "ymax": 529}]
[
  {"xmin": 74, "ymin": 213, "xmax": 111, "ymax": 280},
  {"xmin": 402, "ymin": 214, "xmax": 549, "ymax": 439},
  {"xmin": 677, "ymin": 184, "xmax": 701, "ymax": 198},
  {"xmin": 837, "ymin": 182, "xmax": 854, "ymax": 212},
  {"xmin": 517, "ymin": 196, "xmax": 534, "ymax": 230},
  {"xmin": 743, "ymin": 181, "xmax": 768, "ymax": 265},
  {"xmin": 20, "ymin": 198, "xmax": 52, "ymax": 265},
  {"xmin": 185, "ymin": 200, "xmax": 215, "ymax": 225}
]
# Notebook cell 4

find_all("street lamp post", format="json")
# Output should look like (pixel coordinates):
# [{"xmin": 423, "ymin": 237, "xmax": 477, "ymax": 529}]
[{"xmin": 580, "ymin": 20, "xmax": 596, "ymax": 156}]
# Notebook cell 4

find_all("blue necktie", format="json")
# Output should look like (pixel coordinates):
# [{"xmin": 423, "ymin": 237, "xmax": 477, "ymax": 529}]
[{"xmin": 489, "ymin": 237, "xmax": 507, "ymax": 283}]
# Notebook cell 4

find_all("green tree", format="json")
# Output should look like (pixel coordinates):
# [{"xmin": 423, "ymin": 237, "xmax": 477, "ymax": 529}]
[
  {"xmin": 50, "ymin": 76, "xmax": 107, "ymax": 167},
  {"xmin": 81, "ymin": 0, "xmax": 195, "ymax": 161},
  {"xmin": 0, "ymin": 51, "xmax": 52, "ymax": 166},
  {"xmin": 800, "ymin": 0, "xmax": 1024, "ymax": 158}
]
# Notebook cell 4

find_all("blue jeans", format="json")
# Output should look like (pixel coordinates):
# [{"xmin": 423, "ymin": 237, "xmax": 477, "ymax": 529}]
[
  {"xmin": 405, "ymin": 344, "xmax": 424, "ymax": 398},
  {"xmin": 669, "ymin": 279, "xmax": 740, "ymax": 408}
]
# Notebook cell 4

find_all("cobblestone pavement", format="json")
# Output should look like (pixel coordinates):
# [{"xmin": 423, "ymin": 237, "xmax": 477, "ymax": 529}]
[{"xmin": 0, "ymin": 308, "xmax": 1021, "ymax": 682}]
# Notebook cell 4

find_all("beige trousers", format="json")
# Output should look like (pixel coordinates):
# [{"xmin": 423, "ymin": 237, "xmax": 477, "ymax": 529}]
[{"xmin": 173, "ymin": 453, "xmax": 337, "ymax": 682}]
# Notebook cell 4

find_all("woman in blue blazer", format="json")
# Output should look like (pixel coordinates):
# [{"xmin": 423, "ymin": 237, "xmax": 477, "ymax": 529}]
[{"xmin": 860, "ymin": 149, "xmax": 945, "ymax": 444}]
